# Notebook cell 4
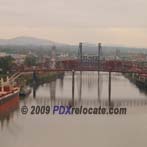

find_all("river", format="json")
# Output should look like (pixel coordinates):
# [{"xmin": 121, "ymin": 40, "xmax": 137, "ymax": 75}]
[{"xmin": 0, "ymin": 72, "xmax": 147, "ymax": 147}]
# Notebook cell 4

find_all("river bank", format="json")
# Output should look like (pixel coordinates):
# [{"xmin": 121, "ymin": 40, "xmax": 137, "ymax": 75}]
[
  {"xmin": 17, "ymin": 72, "xmax": 64, "ymax": 86},
  {"xmin": 124, "ymin": 73, "xmax": 147, "ymax": 95}
]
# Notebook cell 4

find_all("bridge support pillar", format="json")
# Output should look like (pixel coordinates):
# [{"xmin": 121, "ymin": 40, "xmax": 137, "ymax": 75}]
[
  {"xmin": 79, "ymin": 71, "xmax": 82, "ymax": 102},
  {"xmin": 98, "ymin": 71, "xmax": 100, "ymax": 101},
  {"xmin": 32, "ymin": 71, "xmax": 37, "ymax": 84},
  {"xmin": 33, "ymin": 85, "xmax": 36, "ymax": 98},
  {"xmin": 32, "ymin": 71, "xmax": 37, "ymax": 98},
  {"xmin": 72, "ymin": 70, "xmax": 75, "ymax": 106},
  {"xmin": 108, "ymin": 72, "xmax": 111, "ymax": 106}
]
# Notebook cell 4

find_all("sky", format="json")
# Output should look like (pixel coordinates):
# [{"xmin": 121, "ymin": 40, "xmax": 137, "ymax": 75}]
[{"xmin": 0, "ymin": 0, "xmax": 146, "ymax": 47}]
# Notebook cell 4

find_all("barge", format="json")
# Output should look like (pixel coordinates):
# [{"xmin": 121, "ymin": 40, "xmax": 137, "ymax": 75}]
[{"xmin": 0, "ymin": 77, "xmax": 20, "ymax": 114}]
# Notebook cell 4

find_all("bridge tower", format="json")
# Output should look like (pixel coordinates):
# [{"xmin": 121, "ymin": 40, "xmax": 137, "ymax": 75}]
[
  {"xmin": 78, "ymin": 42, "xmax": 83, "ymax": 102},
  {"xmin": 97, "ymin": 43, "xmax": 102, "ymax": 101},
  {"xmin": 50, "ymin": 46, "xmax": 56, "ymax": 69},
  {"xmin": 78, "ymin": 42, "xmax": 83, "ymax": 63},
  {"xmin": 98, "ymin": 43, "xmax": 102, "ymax": 70}
]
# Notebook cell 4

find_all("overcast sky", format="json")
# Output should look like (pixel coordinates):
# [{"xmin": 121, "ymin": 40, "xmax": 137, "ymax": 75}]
[{"xmin": 0, "ymin": 0, "xmax": 146, "ymax": 47}]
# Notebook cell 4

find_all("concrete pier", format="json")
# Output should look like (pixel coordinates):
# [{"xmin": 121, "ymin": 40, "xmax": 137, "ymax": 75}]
[{"xmin": 72, "ymin": 70, "xmax": 75, "ymax": 106}]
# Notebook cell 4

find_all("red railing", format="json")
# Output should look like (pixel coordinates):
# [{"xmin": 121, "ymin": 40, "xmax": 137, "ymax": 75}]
[{"xmin": 12, "ymin": 59, "xmax": 147, "ymax": 74}]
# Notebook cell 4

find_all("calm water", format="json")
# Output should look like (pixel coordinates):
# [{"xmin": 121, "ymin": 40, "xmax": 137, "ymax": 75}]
[{"xmin": 1, "ymin": 72, "xmax": 147, "ymax": 147}]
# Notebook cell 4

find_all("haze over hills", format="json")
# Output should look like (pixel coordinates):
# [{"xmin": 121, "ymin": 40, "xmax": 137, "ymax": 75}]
[
  {"xmin": 0, "ymin": 36, "xmax": 68, "ymax": 46},
  {"xmin": 0, "ymin": 36, "xmax": 146, "ymax": 55}
]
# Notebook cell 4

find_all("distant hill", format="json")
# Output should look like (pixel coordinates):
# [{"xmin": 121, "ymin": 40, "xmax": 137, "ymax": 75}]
[
  {"xmin": 0, "ymin": 36, "xmax": 146, "ymax": 55},
  {"xmin": 0, "ymin": 36, "xmax": 67, "ymax": 46}
]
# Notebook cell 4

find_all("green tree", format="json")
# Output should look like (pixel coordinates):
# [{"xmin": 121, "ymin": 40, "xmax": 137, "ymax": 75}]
[
  {"xmin": 24, "ymin": 56, "xmax": 37, "ymax": 66},
  {"xmin": 0, "ymin": 56, "xmax": 14, "ymax": 74}
]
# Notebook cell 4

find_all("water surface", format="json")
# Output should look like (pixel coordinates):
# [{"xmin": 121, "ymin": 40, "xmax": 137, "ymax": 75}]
[{"xmin": 0, "ymin": 72, "xmax": 147, "ymax": 147}]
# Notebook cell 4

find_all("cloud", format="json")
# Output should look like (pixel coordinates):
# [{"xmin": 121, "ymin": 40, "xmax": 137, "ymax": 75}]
[
  {"xmin": 0, "ymin": 0, "xmax": 146, "ymax": 47},
  {"xmin": 0, "ymin": 0, "xmax": 146, "ymax": 27}
]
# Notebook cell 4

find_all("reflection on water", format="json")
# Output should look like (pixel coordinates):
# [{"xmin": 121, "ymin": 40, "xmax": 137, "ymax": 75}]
[
  {"xmin": 33, "ymin": 72, "xmax": 147, "ymax": 100},
  {"xmin": 0, "ymin": 97, "xmax": 19, "ymax": 130},
  {"xmin": 1, "ymin": 72, "xmax": 147, "ymax": 147},
  {"xmin": 1, "ymin": 71, "xmax": 147, "ymax": 126}
]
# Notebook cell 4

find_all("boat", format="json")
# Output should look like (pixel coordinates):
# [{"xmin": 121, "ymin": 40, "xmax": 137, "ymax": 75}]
[
  {"xmin": 19, "ymin": 87, "xmax": 31, "ymax": 97},
  {"xmin": 0, "ymin": 77, "xmax": 20, "ymax": 115}
]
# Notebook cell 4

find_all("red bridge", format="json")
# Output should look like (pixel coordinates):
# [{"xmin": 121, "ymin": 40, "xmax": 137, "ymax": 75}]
[
  {"xmin": 16, "ymin": 59, "xmax": 147, "ymax": 74},
  {"xmin": 9, "ymin": 43, "xmax": 147, "ymax": 106}
]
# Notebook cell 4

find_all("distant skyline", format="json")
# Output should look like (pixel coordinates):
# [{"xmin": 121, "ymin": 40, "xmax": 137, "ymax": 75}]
[{"xmin": 0, "ymin": 0, "xmax": 146, "ymax": 48}]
